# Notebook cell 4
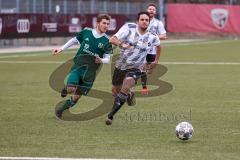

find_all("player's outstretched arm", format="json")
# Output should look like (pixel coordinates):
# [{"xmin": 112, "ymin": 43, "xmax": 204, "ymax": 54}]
[
  {"xmin": 148, "ymin": 45, "xmax": 161, "ymax": 73},
  {"xmin": 109, "ymin": 36, "xmax": 131, "ymax": 49},
  {"xmin": 52, "ymin": 48, "xmax": 62, "ymax": 55},
  {"xmin": 52, "ymin": 37, "xmax": 79, "ymax": 56},
  {"xmin": 95, "ymin": 54, "xmax": 111, "ymax": 64},
  {"xmin": 109, "ymin": 36, "xmax": 122, "ymax": 47},
  {"xmin": 154, "ymin": 45, "xmax": 161, "ymax": 63},
  {"xmin": 159, "ymin": 33, "xmax": 167, "ymax": 40}
]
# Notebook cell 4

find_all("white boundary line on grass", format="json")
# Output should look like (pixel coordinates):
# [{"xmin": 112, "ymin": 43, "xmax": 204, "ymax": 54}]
[
  {"xmin": 0, "ymin": 39, "xmax": 238, "ymax": 58},
  {"xmin": 0, "ymin": 53, "xmax": 50, "ymax": 59},
  {"xmin": 0, "ymin": 60, "xmax": 64, "ymax": 64},
  {"xmin": 1, "ymin": 60, "xmax": 240, "ymax": 65},
  {"xmin": 160, "ymin": 62, "xmax": 240, "ymax": 65},
  {"xmin": 0, "ymin": 157, "xmax": 139, "ymax": 160}
]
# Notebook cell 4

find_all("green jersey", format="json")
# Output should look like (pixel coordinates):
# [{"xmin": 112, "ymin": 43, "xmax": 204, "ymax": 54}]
[
  {"xmin": 67, "ymin": 27, "xmax": 111, "ymax": 90},
  {"xmin": 75, "ymin": 27, "xmax": 111, "ymax": 59}
]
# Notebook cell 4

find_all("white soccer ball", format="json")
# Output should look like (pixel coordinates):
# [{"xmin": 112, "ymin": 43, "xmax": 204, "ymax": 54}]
[{"xmin": 175, "ymin": 122, "xmax": 194, "ymax": 140}]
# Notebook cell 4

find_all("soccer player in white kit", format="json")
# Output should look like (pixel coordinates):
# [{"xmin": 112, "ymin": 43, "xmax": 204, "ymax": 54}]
[
  {"xmin": 105, "ymin": 12, "xmax": 161, "ymax": 125},
  {"xmin": 141, "ymin": 3, "xmax": 167, "ymax": 95}
]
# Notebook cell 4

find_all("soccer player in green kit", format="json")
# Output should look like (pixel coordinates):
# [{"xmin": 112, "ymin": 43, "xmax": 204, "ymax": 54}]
[{"xmin": 52, "ymin": 14, "xmax": 112, "ymax": 119}]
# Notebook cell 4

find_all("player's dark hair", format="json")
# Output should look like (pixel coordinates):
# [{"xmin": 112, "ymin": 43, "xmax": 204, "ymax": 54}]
[
  {"xmin": 147, "ymin": 3, "xmax": 157, "ymax": 9},
  {"xmin": 97, "ymin": 14, "xmax": 111, "ymax": 23},
  {"xmin": 137, "ymin": 12, "xmax": 150, "ymax": 21}
]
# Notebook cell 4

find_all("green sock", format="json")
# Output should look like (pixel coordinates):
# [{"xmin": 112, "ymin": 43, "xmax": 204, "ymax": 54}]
[{"xmin": 61, "ymin": 97, "xmax": 77, "ymax": 111}]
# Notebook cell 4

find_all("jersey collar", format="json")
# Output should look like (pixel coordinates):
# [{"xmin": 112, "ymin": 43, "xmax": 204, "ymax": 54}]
[{"xmin": 92, "ymin": 29, "xmax": 104, "ymax": 38}]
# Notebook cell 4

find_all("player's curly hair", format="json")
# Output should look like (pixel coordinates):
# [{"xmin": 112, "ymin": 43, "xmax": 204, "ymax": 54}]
[
  {"xmin": 136, "ymin": 12, "xmax": 150, "ymax": 21},
  {"xmin": 97, "ymin": 14, "xmax": 111, "ymax": 23}
]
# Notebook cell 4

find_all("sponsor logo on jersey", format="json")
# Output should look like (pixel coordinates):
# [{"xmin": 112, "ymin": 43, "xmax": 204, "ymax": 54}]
[
  {"xmin": 83, "ymin": 43, "xmax": 99, "ymax": 56},
  {"xmin": 85, "ymin": 38, "xmax": 89, "ymax": 41},
  {"xmin": 211, "ymin": 8, "xmax": 229, "ymax": 29},
  {"xmin": 84, "ymin": 43, "xmax": 89, "ymax": 50},
  {"xmin": 98, "ymin": 43, "xmax": 103, "ymax": 48},
  {"xmin": 17, "ymin": 19, "xmax": 30, "ymax": 33}
]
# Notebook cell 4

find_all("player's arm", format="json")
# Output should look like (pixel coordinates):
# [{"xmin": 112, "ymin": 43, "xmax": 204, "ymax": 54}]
[
  {"xmin": 158, "ymin": 21, "xmax": 167, "ymax": 40},
  {"xmin": 110, "ymin": 36, "xmax": 132, "ymax": 49},
  {"xmin": 154, "ymin": 44, "xmax": 161, "ymax": 63},
  {"xmin": 159, "ymin": 33, "xmax": 167, "ymax": 40},
  {"xmin": 52, "ymin": 37, "xmax": 79, "ymax": 55},
  {"xmin": 109, "ymin": 24, "xmax": 131, "ymax": 48},
  {"xmin": 149, "ymin": 37, "xmax": 161, "ymax": 71},
  {"xmin": 109, "ymin": 36, "xmax": 122, "ymax": 47}
]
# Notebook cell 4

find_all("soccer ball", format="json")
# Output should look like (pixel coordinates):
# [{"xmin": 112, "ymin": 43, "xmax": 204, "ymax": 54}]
[{"xmin": 175, "ymin": 122, "xmax": 194, "ymax": 140}]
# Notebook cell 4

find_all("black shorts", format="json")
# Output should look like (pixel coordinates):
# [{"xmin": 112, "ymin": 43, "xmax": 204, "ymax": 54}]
[
  {"xmin": 112, "ymin": 67, "xmax": 142, "ymax": 86},
  {"xmin": 146, "ymin": 54, "xmax": 156, "ymax": 63}
]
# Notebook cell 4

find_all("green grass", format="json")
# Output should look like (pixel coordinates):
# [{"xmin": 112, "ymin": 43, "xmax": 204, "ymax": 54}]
[{"xmin": 0, "ymin": 40, "xmax": 240, "ymax": 159}]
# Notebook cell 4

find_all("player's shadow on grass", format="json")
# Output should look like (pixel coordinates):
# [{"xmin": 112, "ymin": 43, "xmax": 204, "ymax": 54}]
[{"xmin": 49, "ymin": 55, "xmax": 173, "ymax": 121}]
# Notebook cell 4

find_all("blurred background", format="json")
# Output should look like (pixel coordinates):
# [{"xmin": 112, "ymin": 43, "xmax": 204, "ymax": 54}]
[{"xmin": 0, "ymin": 0, "xmax": 239, "ymax": 47}]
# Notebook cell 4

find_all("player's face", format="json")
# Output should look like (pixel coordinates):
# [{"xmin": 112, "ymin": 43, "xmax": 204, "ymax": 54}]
[
  {"xmin": 137, "ymin": 14, "xmax": 150, "ymax": 30},
  {"xmin": 147, "ymin": 6, "xmax": 156, "ymax": 18},
  {"xmin": 97, "ymin": 19, "xmax": 110, "ymax": 33}
]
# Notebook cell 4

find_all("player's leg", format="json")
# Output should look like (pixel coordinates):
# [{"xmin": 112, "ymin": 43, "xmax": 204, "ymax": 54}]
[
  {"xmin": 140, "ymin": 71, "xmax": 148, "ymax": 95},
  {"xmin": 112, "ymin": 85, "xmax": 121, "ymax": 97},
  {"xmin": 55, "ymin": 66, "xmax": 84, "ymax": 119},
  {"xmin": 112, "ymin": 83, "xmax": 136, "ymax": 106},
  {"xmin": 106, "ymin": 69, "xmax": 141, "ymax": 125},
  {"xmin": 106, "ymin": 67, "xmax": 125, "ymax": 124},
  {"xmin": 60, "ymin": 65, "xmax": 78, "ymax": 98},
  {"xmin": 141, "ymin": 54, "xmax": 156, "ymax": 95},
  {"xmin": 55, "ymin": 85, "xmax": 80, "ymax": 119},
  {"xmin": 112, "ymin": 67, "xmax": 136, "ymax": 106},
  {"xmin": 111, "ymin": 67, "xmax": 126, "ymax": 97}
]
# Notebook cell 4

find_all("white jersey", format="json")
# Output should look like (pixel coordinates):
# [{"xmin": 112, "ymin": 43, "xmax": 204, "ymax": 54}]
[
  {"xmin": 148, "ymin": 18, "xmax": 166, "ymax": 55},
  {"xmin": 114, "ymin": 23, "xmax": 160, "ymax": 70}
]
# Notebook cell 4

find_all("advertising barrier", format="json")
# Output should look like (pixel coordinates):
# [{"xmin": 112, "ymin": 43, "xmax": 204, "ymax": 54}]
[
  {"xmin": 0, "ymin": 14, "xmax": 126, "ymax": 39},
  {"xmin": 167, "ymin": 4, "xmax": 240, "ymax": 34}
]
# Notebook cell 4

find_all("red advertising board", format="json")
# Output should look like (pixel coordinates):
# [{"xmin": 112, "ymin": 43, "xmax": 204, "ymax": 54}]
[
  {"xmin": 167, "ymin": 4, "xmax": 240, "ymax": 34},
  {"xmin": 0, "ymin": 14, "xmax": 126, "ymax": 39}
]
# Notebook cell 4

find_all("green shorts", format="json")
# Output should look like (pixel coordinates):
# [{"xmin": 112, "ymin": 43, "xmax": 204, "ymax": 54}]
[{"xmin": 66, "ymin": 64, "xmax": 96, "ymax": 95}]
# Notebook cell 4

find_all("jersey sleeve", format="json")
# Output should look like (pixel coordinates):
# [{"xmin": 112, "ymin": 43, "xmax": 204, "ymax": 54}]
[
  {"xmin": 100, "ymin": 54, "xmax": 111, "ymax": 63},
  {"xmin": 153, "ymin": 36, "xmax": 161, "ymax": 46},
  {"xmin": 103, "ymin": 42, "xmax": 113, "ymax": 55},
  {"xmin": 60, "ymin": 37, "xmax": 79, "ymax": 50},
  {"xmin": 75, "ymin": 29, "xmax": 84, "ymax": 43},
  {"xmin": 158, "ymin": 21, "xmax": 167, "ymax": 35},
  {"xmin": 114, "ymin": 24, "xmax": 130, "ymax": 41}
]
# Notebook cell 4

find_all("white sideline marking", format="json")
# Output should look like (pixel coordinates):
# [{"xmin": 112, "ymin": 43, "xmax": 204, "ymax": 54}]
[
  {"xmin": 0, "ymin": 61, "xmax": 64, "ymax": 64},
  {"xmin": 0, "ymin": 157, "xmax": 138, "ymax": 160},
  {"xmin": 162, "ymin": 39, "xmax": 235, "ymax": 46},
  {"xmin": 0, "ymin": 40, "xmax": 238, "ymax": 58},
  {"xmin": 0, "ymin": 61, "xmax": 240, "ymax": 65},
  {"xmin": 0, "ymin": 53, "xmax": 50, "ymax": 59},
  {"xmin": 160, "ymin": 62, "xmax": 240, "ymax": 65}
]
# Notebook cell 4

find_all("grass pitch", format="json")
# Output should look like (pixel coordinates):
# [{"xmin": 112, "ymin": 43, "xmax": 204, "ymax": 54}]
[{"xmin": 0, "ymin": 39, "xmax": 240, "ymax": 160}]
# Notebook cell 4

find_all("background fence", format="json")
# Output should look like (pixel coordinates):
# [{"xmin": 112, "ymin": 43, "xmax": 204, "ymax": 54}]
[{"xmin": 0, "ymin": 0, "xmax": 159, "ymax": 14}]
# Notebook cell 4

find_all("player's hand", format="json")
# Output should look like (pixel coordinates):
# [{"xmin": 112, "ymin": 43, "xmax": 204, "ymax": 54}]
[
  {"xmin": 52, "ymin": 48, "xmax": 62, "ymax": 56},
  {"xmin": 120, "ymin": 42, "xmax": 132, "ymax": 49},
  {"xmin": 149, "ymin": 61, "xmax": 158, "ymax": 69},
  {"xmin": 141, "ymin": 88, "xmax": 149, "ymax": 95},
  {"xmin": 95, "ymin": 56, "xmax": 102, "ymax": 64}
]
